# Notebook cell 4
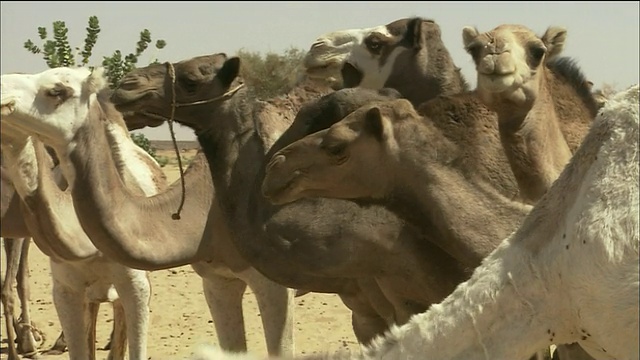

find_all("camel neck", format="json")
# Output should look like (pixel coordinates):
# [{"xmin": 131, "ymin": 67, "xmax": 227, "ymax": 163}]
[
  {"xmin": 64, "ymin": 99, "xmax": 215, "ymax": 270},
  {"xmin": 379, "ymin": 123, "xmax": 531, "ymax": 268},
  {"xmin": 495, "ymin": 72, "xmax": 573, "ymax": 204},
  {"xmin": 3, "ymin": 137, "xmax": 99, "ymax": 261}
]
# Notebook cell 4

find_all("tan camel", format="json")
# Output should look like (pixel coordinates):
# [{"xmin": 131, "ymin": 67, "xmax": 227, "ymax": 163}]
[
  {"xmin": 1, "ymin": 76, "xmax": 165, "ymax": 359},
  {"xmin": 246, "ymin": 84, "xmax": 640, "ymax": 360},
  {"xmin": 0, "ymin": 67, "xmax": 298, "ymax": 357},
  {"xmin": 303, "ymin": 17, "xmax": 594, "ymax": 148},
  {"xmin": 462, "ymin": 24, "xmax": 598, "ymax": 203}
]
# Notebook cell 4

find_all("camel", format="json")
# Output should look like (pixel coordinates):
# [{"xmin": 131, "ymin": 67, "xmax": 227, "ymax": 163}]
[
  {"xmin": 111, "ymin": 50, "xmax": 579, "ymax": 360},
  {"xmin": 0, "ymin": 67, "xmax": 298, "ymax": 357},
  {"xmin": 251, "ymin": 84, "xmax": 640, "ymax": 360},
  {"xmin": 0, "ymin": 53, "xmax": 471, "ymax": 350},
  {"xmin": 110, "ymin": 55, "xmax": 480, "ymax": 342},
  {"xmin": 461, "ymin": 24, "xmax": 597, "ymax": 203},
  {"xmin": 304, "ymin": 17, "xmax": 469, "ymax": 107},
  {"xmin": 302, "ymin": 17, "xmax": 594, "ymax": 149},
  {"xmin": 0, "ymin": 72, "xmax": 170, "ymax": 359},
  {"xmin": 303, "ymin": 19, "xmax": 602, "ymax": 359}
]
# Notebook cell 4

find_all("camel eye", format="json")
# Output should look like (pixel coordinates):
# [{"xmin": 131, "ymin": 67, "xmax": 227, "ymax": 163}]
[
  {"xmin": 529, "ymin": 45, "xmax": 546, "ymax": 62},
  {"xmin": 365, "ymin": 37, "xmax": 384, "ymax": 54},
  {"xmin": 325, "ymin": 143, "xmax": 347, "ymax": 158},
  {"xmin": 180, "ymin": 77, "xmax": 199, "ymax": 93},
  {"xmin": 47, "ymin": 88, "xmax": 62, "ymax": 97}
]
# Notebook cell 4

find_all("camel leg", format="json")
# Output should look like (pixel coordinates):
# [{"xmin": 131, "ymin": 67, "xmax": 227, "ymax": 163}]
[
  {"xmin": 85, "ymin": 301, "xmax": 99, "ymax": 360},
  {"xmin": 202, "ymin": 273, "xmax": 248, "ymax": 352},
  {"xmin": 240, "ymin": 268, "xmax": 295, "ymax": 356},
  {"xmin": 109, "ymin": 266, "xmax": 150, "ymax": 360},
  {"xmin": 105, "ymin": 299, "xmax": 128, "ymax": 360},
  {"xmin": 1, "ymin": 237, "xmax": 22, "ymax": 360},
  {"xmin": 15, "ymin": 238, "xmax": 42, "ymax": 358},
  {"xmin": 50, "ymin": 261, "xmax": 91, "ymax": 360}
]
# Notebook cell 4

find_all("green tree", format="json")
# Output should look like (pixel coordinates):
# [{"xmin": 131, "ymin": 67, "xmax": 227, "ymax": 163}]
[
  {"xmin": 236, "ymin": 46, "xmax": 307, "ymax": 99},
  {"xmin": 23, "ymin": 16, "xmax": 167, "ymax": 162}
]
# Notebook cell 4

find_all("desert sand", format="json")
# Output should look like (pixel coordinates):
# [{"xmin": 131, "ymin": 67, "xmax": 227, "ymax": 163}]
[{"xmin": 1, "ymin": 148, "xmax": 360, "ymax": 360}]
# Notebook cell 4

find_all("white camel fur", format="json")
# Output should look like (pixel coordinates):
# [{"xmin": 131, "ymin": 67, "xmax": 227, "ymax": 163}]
[
  {"xmin": 197, "ymin": 83, "xmax": 640, "ymax": 359},
  {"xmin": 1, "ymin": 68, "xmax": 163, "ymax": 360}
]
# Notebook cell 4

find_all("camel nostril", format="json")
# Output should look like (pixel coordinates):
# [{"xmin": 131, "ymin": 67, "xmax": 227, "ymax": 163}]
[
  {"xmin": 268, "ymin": 154, "xmax": 286, "ymax": 171},
  {"xmin": 117, "ymin": 79, "xmax": 141, "ymax": 91}
]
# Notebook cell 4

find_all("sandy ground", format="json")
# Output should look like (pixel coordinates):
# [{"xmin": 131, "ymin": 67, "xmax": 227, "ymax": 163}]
[{"xmin": 1, "ymin": 149, "xmax": 360, "ymax": 359}]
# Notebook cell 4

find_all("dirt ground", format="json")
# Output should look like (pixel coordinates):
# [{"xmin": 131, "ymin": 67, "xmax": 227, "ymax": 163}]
[{"xmin": 1, "ymin": 148, "xmax": 360, "ymax": 359}]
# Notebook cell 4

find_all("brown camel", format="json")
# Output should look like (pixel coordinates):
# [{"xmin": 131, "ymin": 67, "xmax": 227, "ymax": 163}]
[
  {"xmin": 200, "ymin": 84, "xmax": 640, "ymax": 360},
  {"xmin": 0, "ymin": 68, "xmax": 299, "ymax": 357},
  {"xmin": 304, "ymin": 17, "xmax": 469, "ymax": 107},
  {"xmin": 462, "ymin": 24, "xmax": 598, "ymax": 203},
  {"xmin": 110, "ymin": 55, "xmax": 486, "ymax": 342}
]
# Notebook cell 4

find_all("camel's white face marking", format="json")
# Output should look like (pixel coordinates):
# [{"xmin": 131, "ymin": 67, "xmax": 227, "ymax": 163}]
[
  {"xmin": 304, "ymin": 25, "xmax": 406, "ymax": 89},
  {"xmin": 1, "ymin": 67, "xmax": 107, "ymax": 148}
]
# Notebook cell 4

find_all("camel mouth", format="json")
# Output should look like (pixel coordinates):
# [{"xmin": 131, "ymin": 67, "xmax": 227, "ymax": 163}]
[
  {"xmin": 262, "ymin": 178, "xmax": 298, "ymax": 205},
  {"xmin": 110, "ymin": 89, "xmax": 156, "ymax": 111},
  {"xmin": 477, "ymin": 73, "xmax": 517, "ymax": 93},
  {"xmin": 305, "ymin": 63, "xmax": 342, "ymax": 79},
  {"xmin": 262, "ymin": 158, "xmax": 302, "ymax": 205},
  {"xmin": 121, "ymin": 111, "xmax": 166, "ymax": 130}
]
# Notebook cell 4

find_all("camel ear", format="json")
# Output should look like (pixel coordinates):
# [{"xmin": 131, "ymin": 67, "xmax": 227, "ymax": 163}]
[
  {"xmin": 406, "ymin": 18, "xmax": 427, "ymax": 50},
  {"xmin": 217, "ymin": 57, "xmax": 241, "ymax": 88},
  {"xmin": 542, "ymin": 27, "xmax": 567, "ymax": 59},
  {"xmin": 462, "ymin": 26, "xmax": 480, "ymax": 49},
  {"xmin": 85, "ymin": 67, "xmax": 107, "ymax": 94},
  {"xmin": 364, "ymin": 106, "xmax": 391, "ymax": 142}
]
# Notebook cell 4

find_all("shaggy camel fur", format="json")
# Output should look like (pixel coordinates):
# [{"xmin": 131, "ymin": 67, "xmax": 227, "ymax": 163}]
[
  {"xmin": 216, "ymin": 84, "xmax": 639, "ymax": 360},
  {"xmin": 0, "ymin": 67, "xmax": 298, "ymax": 357},
  {"xmin": 462, "ymin": 24, "xmax": 597, "ymax": 203},
  {"xmin": 0, "ymin": 68, "xmax": 176, "ymax": 360}
]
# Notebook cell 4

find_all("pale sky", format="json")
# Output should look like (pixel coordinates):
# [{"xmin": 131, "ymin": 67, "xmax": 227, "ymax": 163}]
[{"xmin": 2, "ymin": 1, "xmax": 638, "ymax": 140}]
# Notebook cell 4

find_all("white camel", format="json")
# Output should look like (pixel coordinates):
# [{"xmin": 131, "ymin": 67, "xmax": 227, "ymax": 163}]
[{"xmin": 193, "ymin": 81, "xmax": 639, "ymax": 360}]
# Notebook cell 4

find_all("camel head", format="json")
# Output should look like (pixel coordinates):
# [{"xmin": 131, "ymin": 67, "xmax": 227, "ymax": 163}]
[
  {"xmin": 111, "ymin": 53, "xmax": 241, "ymax": 133},
  {"xmin": 262, "ymin": 98, "xmax": 418, "ymax": 205},
  {"xmin": 1, "ymin": 67, "xmax": 108, "ymax": 148},
  {"xmin": 304, "ymin": 17, "xmax": 443, "ymax": 89},
  {"xmin": 462, "ymin": 24, "xmax": 567, "ymax": 108}
]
